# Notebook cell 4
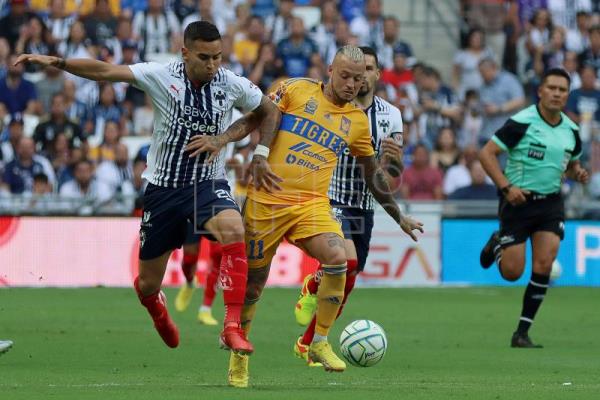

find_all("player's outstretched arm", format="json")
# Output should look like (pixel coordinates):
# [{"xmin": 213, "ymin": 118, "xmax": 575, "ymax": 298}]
[
  {"xmin": 186, "ymin": 95, "xmax": 279, "ymax": 160},
  {"xmin": 14, "ymin": 54, "xmax": 135, "ymax": 83},
  {"xmin": 357, "ymin": 155, "xmax": 424, "ymax": 242}
]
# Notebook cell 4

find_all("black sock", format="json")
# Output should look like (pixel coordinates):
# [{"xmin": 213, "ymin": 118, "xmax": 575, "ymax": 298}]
[{"xmin": 516, "ymin": 272, "xmax": 550, "ymax": 334}]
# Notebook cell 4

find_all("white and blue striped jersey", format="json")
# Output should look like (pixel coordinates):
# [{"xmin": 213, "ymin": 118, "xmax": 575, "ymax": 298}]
[
  {"xmin": 129, "ymin": 62, "xmax": 263, "ymax": 188},
  {"xmin": 328, "ymin": 96, "xmax": 403, "ymax": 210}
]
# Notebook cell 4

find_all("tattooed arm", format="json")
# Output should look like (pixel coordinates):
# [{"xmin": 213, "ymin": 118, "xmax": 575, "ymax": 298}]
[
  {"xmin": 357, "ymin": 155, "xmax": 423, "ymax": 241},
  {"xmin": 186, "ymin": 95, "xmax": 279, "ymax": 159}
]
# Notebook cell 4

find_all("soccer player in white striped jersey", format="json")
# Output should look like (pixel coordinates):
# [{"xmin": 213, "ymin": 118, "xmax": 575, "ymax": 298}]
[
  {"xmin": 16, "ymin": 21, "xmax": 280, "ymax": 354},
  {"xmin": 293, "ymin": 46, "xmax": 405, "ymax": 365}
]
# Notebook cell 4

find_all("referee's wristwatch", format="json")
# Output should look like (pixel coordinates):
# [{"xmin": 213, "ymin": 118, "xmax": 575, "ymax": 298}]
[{"xmin": 500, "ymin": 183, "xmax": 513, "ymax": 195}]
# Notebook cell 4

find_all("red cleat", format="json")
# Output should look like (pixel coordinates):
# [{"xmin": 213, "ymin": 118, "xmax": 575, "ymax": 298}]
[
  {"xmin": 219, "ymin": 326, "xmax": 253, "ymax": 355},
  {"xmin": 150, "ymin": 291, "xmax": 180, "ymax": 348}
]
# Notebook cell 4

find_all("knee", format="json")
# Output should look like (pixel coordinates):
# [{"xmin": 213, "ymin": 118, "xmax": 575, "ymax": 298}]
[
  {"xmin": 321, "ymin": 249, "xmax": 347, "ymax": 267},
  {"xmin": 500, "ymin": 261, "xmax": 524, "ymax": 282},
  {"xmin": 219, "ymin": 221, "xmax": 245, "ymax": 244},
  {"xmin": 533, "ymin": 258, "xmax": 554, "ymax": 275},
  {"xmin": 136, "ymin": 274, "xmax": 160, "ymax": 295}
]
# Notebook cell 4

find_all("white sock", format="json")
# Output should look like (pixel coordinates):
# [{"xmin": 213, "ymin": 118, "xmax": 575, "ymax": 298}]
[
  {"xmin": 199, "ymin": 305, "xmax": 211, "ymax": 313},
  {"xmin": 313, "ymin": 333, "xmax": 327, "ymax": 343}
]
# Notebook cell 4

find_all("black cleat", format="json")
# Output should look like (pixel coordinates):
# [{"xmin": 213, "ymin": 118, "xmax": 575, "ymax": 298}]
[
  {"xmin": 511, "ymin": 332, "xmax": 543, "ymax": 348},
  {"xmin": 480, "ymin": 231, "xmax": 500, "ymax": 269}
]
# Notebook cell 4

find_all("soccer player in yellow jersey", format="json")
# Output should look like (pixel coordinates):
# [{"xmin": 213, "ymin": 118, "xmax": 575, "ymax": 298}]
[{"xmin": 187, "ymin": 46, "xmax": 423, "ymax": 387}]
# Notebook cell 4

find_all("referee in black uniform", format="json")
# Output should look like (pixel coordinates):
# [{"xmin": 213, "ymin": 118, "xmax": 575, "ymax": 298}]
[{"xmin": 479, "ymin": 68, "xmax": 589, "ymax": 348}]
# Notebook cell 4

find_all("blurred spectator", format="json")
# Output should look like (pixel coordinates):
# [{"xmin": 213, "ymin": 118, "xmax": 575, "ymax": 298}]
[
  {"xmin": 430, "ymin": 127, "xmax": 460, "ymax": 173},
  {"xmin": 89, "ymin": 120, "xmax": 121, "ymax": 162},
  {"xmin": 381, "ymin": 48, "xmax": 413, "ymax": 95},
  {"xmin": 452, "ymin": 28, "xmax": 495, "ymax": 98},
  {"xmin": 578, "ymin": 25, "xmax": 600, "ymax": 79},
  {"xmin": 88, "ymin": 83, "xmax": 123, "ymax": 144},
  {"xmin": 320, "ymin": 18, "xmax": 353, "ymax": 65},
  {"xmin": 57, "ymin": 20, "xmax": 94, "ymax": 60},
  {"xmin": 462, "ymin": 0, "xmax": 507, "ymax": 63},
  {"xmin": 276, "ymin": 16, "xmax": 319, "ymax": 78},
  {"xmin": 213, "ymin": 0, "xmax": 246, "ymax": 29},
  {"xmin": 56, "ymin": 146, "xmax": 84, "ymax": 188},
  {"xmin": 459, "ymin": 89, "xmax": 483, "ymax": 148},
  {"xmin": 443, "ymin": 144, "xmax": 479, "ymax": 196},
  {"xmin": 2, "ymin": 137, "xmax": 55, "ymax": 194},
  {"xmin": 0, "ymin": 116, "xmax": 24, "ymax": 165},
  {"xmin": 268, "ymin": 0, "xmax": 295, "ymax": 48},
  {"xmin": 63, "ymin": 79, "xmax": 90, "ymax": 125},
  {"xmin": 339, "ymin": 0, "xmax": 365, "ymax": 23},
  {"xmin": 399, "ymin": 143, "xmax": 443, "ymax": 200},
  {"xmin": 478, "ymin": 57, "xmax": 525, "ymax": 142},
  {"xmin": 378, "ymin": 16, "xmax": 414, "ymax": 70},
  {"xmin": 350, "ymin": 0, "xmax": 384, "ymax": 50},
  {"xmin": 14, "ymin": 15, "xmax": 56, "ymax": 74},
  {"xmin": 26, "ymin": 172, "xmax": 54, "ymax": 211},
  {"xmin": 531, "ymin": 28, "xmax": 567, "ymax": 87},
  {"xmin": 566, "ymin": 10, "xmax": 591, "ymax": 53},
  {"xmin": 132, "ymin": 0, "xmax": 180, "ymax": 60},
  {"xmin": 47, "ymin": 132, "xmax": 70, "ymax": 182},
  {"xmin": 251, "ymin": 0, "xmax": 276, "ymax": 21},
  {"xmin": 172, "ymin": 0, "xmax": 200, "ymax": 22},
  {"xmin": 132, "ymin": 94, "xmax": 154, "ymax": 136},
  {"xmin": 233, "ymin": 15, "xmax": 265, "ymax": 71},
  {"xmin": 249, "ymin": 42, "xmax": 285, "ymax": 91},
  {"xmin": 33, "ymin": 93, "xmax": 85, "ymax": 152},
  {"xmin": 59, "ymin": 158, "xmax": 113, "ymax": 205},
  {"xmin": 0, "ymin": 38, "xmax": 9, "ymax": 80},
  {"xmin": 182, "ymin": 0, "xmax": 226, "ymax": 34},
  {"xmin": 447, "ymin": 160, "xmax": 497, "ymax": 200},
  {"xmin": 310, "ymin": 0, "xmax": 339, "ymax": 64},
  {"xmin": 44, "ymin": 0, "xmax": 77, "ymax": 44},
  {"xmin": 417, "ymin": 66, "xmax": 461, "ymax": 148},
  {"xmin": 219, "ymin": 34, "xmax": 243, "ymax": 75},
  {"xmin": 96, "ymin": 142, "xmax": 134, "ymax": 193},
  {"xmin": 0, "ymin": 0, "xmax": 35, "ymax": 51},
  {"xmin": 563, "ymin": 51, "xmax": 582, "ymax": 90},
  {"xmin": 547, "ymin": 0, "xmax": 592, "ymax": 30},
  {"xmin": 35, "ymin": 66, "xmax": 65, "ymax": 111},
  {"xmin": 0, "ymin": 54, "xmax": 39, "ymax": 116},
  {"xmin": 566, "ymin": 64, "xmax": 600, "ymax": 145},
  {"xmin": 82, "ymin": 0, "xmax": 118, "ymax": 47},
  {"xmin": 526, "ymin": 8, "xmax": 553, "ymax": 56}
]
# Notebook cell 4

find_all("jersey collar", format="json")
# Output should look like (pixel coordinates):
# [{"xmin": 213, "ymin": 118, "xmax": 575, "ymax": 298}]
[{"xmin": 536, "ymin": 104, "xmax": 562, "ymax": 128}]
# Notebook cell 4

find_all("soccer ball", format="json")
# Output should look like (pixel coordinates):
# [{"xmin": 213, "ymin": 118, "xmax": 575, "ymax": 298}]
[{"xmin": 339, "ymin": 319, "xmax": 387, "ymax": 367}]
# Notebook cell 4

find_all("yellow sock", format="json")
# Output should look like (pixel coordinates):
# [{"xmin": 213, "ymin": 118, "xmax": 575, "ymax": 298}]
[
  {"xmin": 315, "ymin": 264, "xmax": 346, "ymax": 337},
  {"xmin": 240, "ymin": 303, "xmax": 257, "ymax": 336}
]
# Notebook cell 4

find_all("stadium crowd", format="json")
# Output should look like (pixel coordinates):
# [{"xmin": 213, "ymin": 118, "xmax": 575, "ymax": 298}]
[{"xmin": 0, "ymin": 0, "xmax": 599, "ymax": 215}]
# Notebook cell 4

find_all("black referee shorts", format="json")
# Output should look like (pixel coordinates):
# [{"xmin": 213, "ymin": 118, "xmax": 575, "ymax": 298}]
[
  {"xmin": 498, "ymin": 192, "xmax": 565, "ymax": 248},
  {"xmin": 330, "ymin": 200, "xmax": 375, "ymax": 272},
  {"xmin": 138, "ymin": 179, "xmax": 239, "ymax": 260}
]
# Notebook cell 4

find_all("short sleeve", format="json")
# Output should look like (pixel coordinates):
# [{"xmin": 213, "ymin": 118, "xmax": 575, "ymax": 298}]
[
  {"xmin": 128, "ymin": 62, "xmax": 166, "ymax": 97},
  {"xmin": 491, "ymin": 118, "xmax": 529, "ymax": 150},
  {"xmin": 571, "ymin": 128, "xmax": 582, "ymax": 161},
  {"xmin": 229, "ymin": 72, "xmax": 263, "ymax": 112},
  {"xmin": 268, "ymin": 79, "xmax": 294, "ymax": 112},
  {"xmin": 389, "ymin": 104, "xmax": 404, "ymax": 134},
  {"xmin": 350, "ymin": 121, "xmax": 375, "ymax": 157}
]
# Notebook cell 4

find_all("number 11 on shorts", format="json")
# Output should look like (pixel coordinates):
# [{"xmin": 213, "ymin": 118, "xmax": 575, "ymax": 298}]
[{"xmin": 248, "ymin": 239, "xmax": 264, "ymax": 260}]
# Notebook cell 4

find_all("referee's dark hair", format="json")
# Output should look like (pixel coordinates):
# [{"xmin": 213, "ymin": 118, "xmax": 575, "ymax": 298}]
[
  {"xmin": 359, "ymin": 46, "xmax": 379, "ymax": 68},
  {"xmin": 541, "ymin": 68, "xmax": 571, "ymax": 87},
  {"xmin": 184, "ymin": 21, "xmax": 221, "ymax": 46}
]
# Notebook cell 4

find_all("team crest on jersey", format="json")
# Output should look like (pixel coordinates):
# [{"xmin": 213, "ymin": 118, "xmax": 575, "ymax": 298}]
[
  {"xmin": 213, "ymin": 89, "xmax": 227, "ymax": 106},
  {"xmin": 378, "ymin": 119, "xmax": 390, "ymax": 134},
  {"xmin": 304, "ymin": 97, "xmax": 318, "ymax": 115},
  {"xmin": 340, "ymin": 116, "xmax": 351, "ymax": 135},
  {"xmin": 269, "ymin": 84, "xmax": 286, "ymax": 104}
]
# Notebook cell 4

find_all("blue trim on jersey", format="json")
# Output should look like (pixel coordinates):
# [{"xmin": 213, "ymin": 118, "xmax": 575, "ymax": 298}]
[{"xmin": 279, "ymin": 113, "xmax": 348, "ymax": 156}]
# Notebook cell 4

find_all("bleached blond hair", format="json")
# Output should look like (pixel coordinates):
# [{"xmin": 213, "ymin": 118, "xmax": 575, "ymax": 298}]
[{"xmin": 334, "ymin": 45, "xmax": 365, "ymax": 63}]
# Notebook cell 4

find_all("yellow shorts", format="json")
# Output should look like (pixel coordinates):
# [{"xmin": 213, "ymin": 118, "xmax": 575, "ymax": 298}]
[{"xmin": 243, "ymin": 197, "xmax": 343, "ymax": 269}]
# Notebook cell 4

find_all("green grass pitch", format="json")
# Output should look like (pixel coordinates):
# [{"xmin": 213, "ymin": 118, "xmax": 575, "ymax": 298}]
[{"xmin": 1, "ymin": 287, "xmax": 599, "ymax": 399}]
